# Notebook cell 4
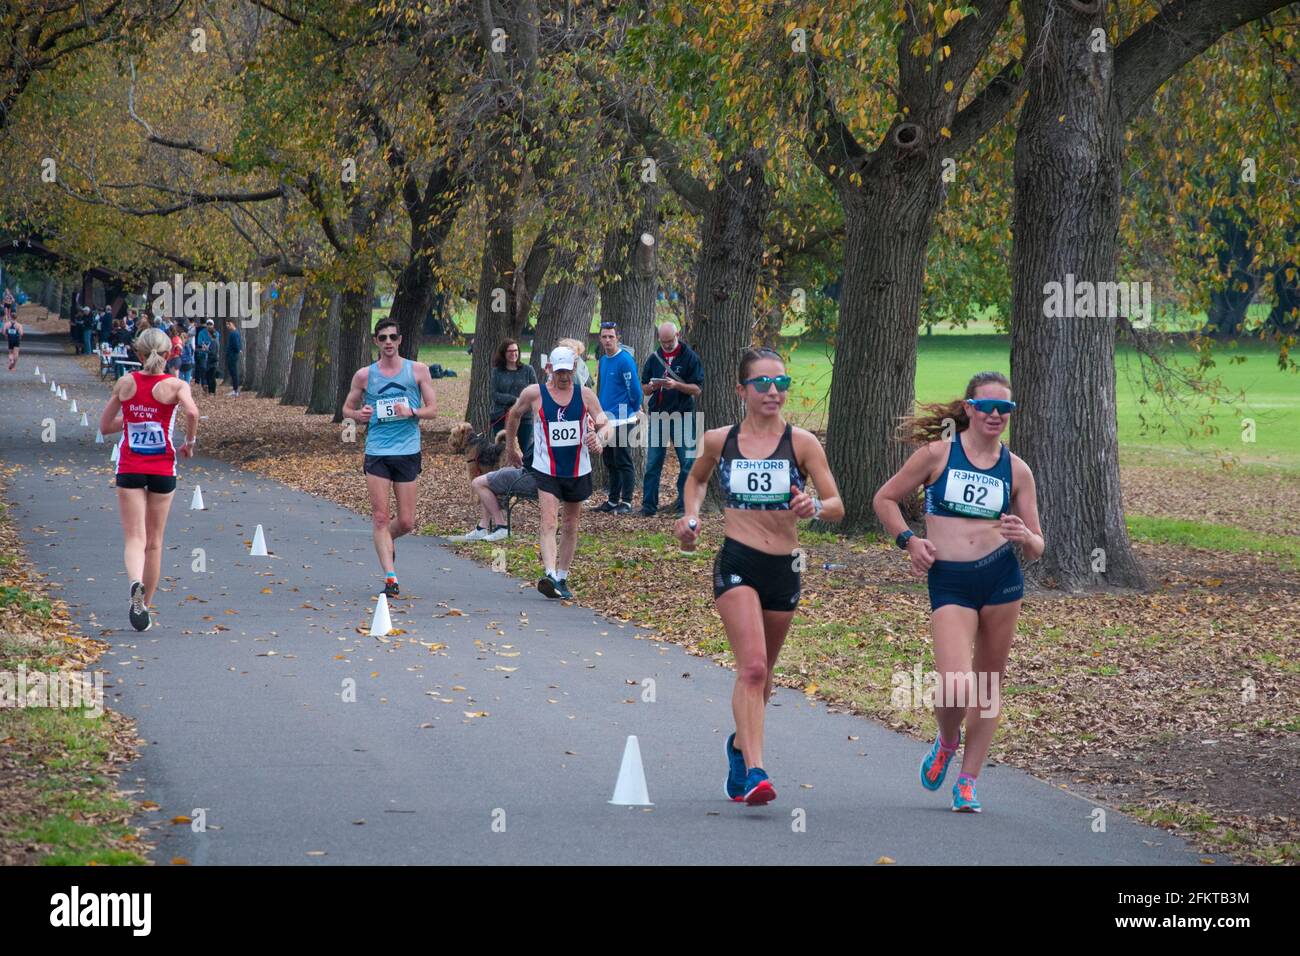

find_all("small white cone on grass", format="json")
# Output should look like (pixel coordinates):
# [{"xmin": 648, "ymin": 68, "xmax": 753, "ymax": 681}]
[
  {"xmin": 368, "ymin": 593, "xmax": 393, "ymax": 637},
  {"xmin": 95, "ymin": 428, "xmax": 104, "ymax": 443},
  {"xmin": 191, "ymin": 485, "xmax": 205, "ymax": 510},
  {"xmin": 249, "ymin": 524, "xmax": 268, "ymax": 556},
  {"xmin": 80, "ymin": 412, "xmax": 88, "ymax": 427},
  {"xmin": 609, "ymin": 735, "xmax": 653, "ymax": 806},
  {"xmin": 110, "ymin": 442, "xmax": 120, "ymax": 463}
]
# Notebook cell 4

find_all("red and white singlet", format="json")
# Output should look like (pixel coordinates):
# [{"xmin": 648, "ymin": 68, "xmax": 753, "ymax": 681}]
[{"xmin": 116, "ymin": 371, "xmax": 180, "ymax": 476}]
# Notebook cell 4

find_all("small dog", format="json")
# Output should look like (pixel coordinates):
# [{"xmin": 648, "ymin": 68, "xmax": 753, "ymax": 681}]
[{"xmin": 448, "ymin": 422, "xmax": 507, "ymax": 492}]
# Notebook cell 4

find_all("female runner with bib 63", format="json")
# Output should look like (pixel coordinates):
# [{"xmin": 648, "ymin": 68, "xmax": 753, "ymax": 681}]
[
  {"xmin": 675, "ymin": 348, "xmax": 843, "ymax": 806},
  {"xmin": 873, "ymin": 371, "xmax": 1043, "ymax": 813},
  {"xmin": 100, "ymin": 328, "xmax": 200, "ymax": 632}
]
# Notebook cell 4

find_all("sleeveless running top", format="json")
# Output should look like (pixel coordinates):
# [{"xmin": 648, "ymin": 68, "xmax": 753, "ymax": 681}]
[
  {"xmin": 923, "ymin": 432, "xmax": 1013, "ymax": 520},
  {"xmin": 363, "ymin": 359, "xmax": 422, "ymax": 456},
  {"xmin": 531, "ymin": 383, "xmax": 590, "ymax": 477},
  {"xmin": 718, "ymin": 423, "xmax": 806, "ymax": 510},
  {"xmin": 4, "ymin": 321, "xmax": 19, "ymax": 347},
  {"xmin": 117, "ymin": 371, "xmax": 179, "ymax": 476}
]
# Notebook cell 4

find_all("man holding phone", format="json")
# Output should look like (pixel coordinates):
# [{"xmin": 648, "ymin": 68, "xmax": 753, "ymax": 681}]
[
  {"xmin": 343, "ymin": 318, "xmax": 439, "ymax": 598},
  {"xmin": 640, "ymin": 321, "xmax": 704, "ymax": 516}
]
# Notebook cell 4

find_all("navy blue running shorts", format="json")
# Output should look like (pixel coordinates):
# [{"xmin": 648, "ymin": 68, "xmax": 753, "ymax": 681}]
[{"xmin": 927, "ymin": 542, "xmax": 1023, "ymax": 611}]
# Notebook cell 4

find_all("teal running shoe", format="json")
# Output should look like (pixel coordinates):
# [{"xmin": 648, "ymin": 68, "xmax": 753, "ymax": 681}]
[
  {"xmin": 952, "ymin": 777, "xmax": 982, "ymax": 813},
  {"xmin": 742, "ymin": 767, "xmax": 776, "ymax": 806},
  {"xmin": 724, "ymin": 732, "xmax": 746, "ymax": 801},
  {"xmin": 920, "ymin": 735, "xmax": 957, "ymax": 791}
]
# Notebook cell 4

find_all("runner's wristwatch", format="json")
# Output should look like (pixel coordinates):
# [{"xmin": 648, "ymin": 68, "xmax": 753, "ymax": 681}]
[{"xmin": 895, "ymin": 530, "xmax": 915, "ymax": 549}]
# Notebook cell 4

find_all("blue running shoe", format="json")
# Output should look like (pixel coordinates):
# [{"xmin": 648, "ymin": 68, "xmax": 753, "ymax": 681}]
[
  {"xmin": 724, "ymin": 732, "xmax": 746, "ymax": 801},
  {"xmin": 742, "ymin": 767, "xmax": 776, "ymax": 806},
  {"xmin": 952, "ymin": 777, "xmax": 982, "ymax": 813},
  {"xmin": 919, "ymin": 736, "xmax": 957, "ymax": 791}
]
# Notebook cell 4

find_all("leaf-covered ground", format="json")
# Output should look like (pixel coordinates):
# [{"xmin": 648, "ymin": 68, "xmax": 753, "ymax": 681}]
[
  {"xmin": 0, "ymin": 465, "xmax": 146, "ymax": 866},
  {"xmin": 77, "ymin": 354, "xmax": 1299, "ymax": 864}
]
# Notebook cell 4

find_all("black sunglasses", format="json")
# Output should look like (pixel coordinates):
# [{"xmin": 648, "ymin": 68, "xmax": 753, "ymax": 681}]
[{"xmin": 375, "ymin": 332, "xmax": 400, "ymax": 342}]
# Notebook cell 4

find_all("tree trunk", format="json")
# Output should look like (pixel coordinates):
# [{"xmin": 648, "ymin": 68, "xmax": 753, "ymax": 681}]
[
  {"xmin": 260, "ymin": 287, "xmax": 303, "ymax": 398},
  {"xmin": 529, "ymin": 256, "xmax": 599, "ymax": 379},
  {"xmin": 1008, "ymin": 0, "xmax": 1148, "ymax": 591},
  {"xmin": 1265, "ymin": 248, "xmax": 1298, "ymax": 333},
  {"xmin": 1203, "ymin": 207, "xmax": 1258, "ymax": 336},
  {"xmin": 391, "ymin": 251, "xmax": 436, "ymax": 361},
  {"xmin": 308, "ymin": 293, "xmax": 341, "ymax": 415},
  {"xmin": 598, "ymin": 178, "xmax": 663, "ymax": 486},
  {"xmin": 466, "ymin": 195, "xmax": 523, "ymax": 432},
  {"xmin": 284, "ymin": 285, "xmax": 326, "ymax": 406},
  {"xmin": 690, "ymin": 149, "xmax": 772, "ymax": 433},
  {"xmin": 333, "ymin": 279, "xmax": 376, "ymax": 422}
]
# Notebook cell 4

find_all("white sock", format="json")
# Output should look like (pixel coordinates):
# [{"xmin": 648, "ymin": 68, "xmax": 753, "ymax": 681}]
[
  {"xmin": 545, "ymin": 567, "xmax": 556, "ymax": 579},
  {"xmin": 555, "ymin": 570, "xmax": 567, "ymax": 582}
]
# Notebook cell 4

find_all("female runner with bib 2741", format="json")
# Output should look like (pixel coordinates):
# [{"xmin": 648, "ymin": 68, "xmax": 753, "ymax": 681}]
[
  {"xmin": 872, "ymin": 371, "xmax": 1043, "ymax": 813},
  {"xmin": 99, "ymin": 328, "xmax": 200, "ymax": 631},
  {"xmin": 675, "ymin": 348, "xmax": 843, "ymax": 806}
]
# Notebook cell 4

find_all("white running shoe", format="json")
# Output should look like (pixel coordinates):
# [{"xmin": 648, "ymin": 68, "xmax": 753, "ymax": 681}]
[
  {"xmin": 483, "ymin": 527, "xmax": 508, "ymax": 542},
  {"xmin": 454, "ymin": 526, "xmax": 489, "ymax": 541}
]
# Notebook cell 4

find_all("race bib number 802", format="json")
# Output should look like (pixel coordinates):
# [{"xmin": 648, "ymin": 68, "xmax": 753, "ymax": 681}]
[{"xmin": 547, "ymin": 421, "xmax": 581, "ymax": 446}]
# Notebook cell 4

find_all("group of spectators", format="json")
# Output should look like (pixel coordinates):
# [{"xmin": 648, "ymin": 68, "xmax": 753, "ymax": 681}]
[
  {"xmin": 463, "ymin": 319, "xmax": 704, "ymax": 530},
  {"xmin": 73, "ymin": 304, "xmax": 244, "ymax": 396}
]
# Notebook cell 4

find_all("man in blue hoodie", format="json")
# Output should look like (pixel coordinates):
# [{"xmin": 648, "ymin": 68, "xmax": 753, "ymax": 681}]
[{"xmin": 594, "ymin": 321, "xmax": 643, "ymax": 513}]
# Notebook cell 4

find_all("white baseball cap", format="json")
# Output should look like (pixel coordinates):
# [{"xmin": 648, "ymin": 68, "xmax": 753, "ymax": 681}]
[{"xmin": 548, "ymin": 345, "xmax": 577, "ymax": 371}]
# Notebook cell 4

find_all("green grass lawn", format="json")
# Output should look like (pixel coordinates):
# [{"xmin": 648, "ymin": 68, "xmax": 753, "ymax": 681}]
[{"xmin": 396, "ymin": 300, "xmax": 1297, "ymax": 472}]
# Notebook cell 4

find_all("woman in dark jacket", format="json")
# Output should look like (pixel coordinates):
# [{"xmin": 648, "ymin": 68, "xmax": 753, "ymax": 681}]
[{"xmin": 489, "ymin": 338, "xmax": 537, "ymax": 456}]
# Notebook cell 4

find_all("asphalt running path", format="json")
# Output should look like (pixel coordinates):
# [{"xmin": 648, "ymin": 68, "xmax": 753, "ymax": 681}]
[{"xmin": 0, "ymin": 333, "xmax": 1216, "ymax": 864}]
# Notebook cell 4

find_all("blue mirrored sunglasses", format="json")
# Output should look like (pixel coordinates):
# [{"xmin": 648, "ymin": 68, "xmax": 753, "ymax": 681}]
[
  {"xmin": 966, "ymin": 398, "xmax": 1016, "ymax": 415},
  {"xmin": 743, "ymin": 375, "xmax": 792, "ymax": 393}
]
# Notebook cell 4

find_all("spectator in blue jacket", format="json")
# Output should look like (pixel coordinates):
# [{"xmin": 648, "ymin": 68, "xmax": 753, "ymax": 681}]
[
  {"xmin": 224, "ymin": 320, "xmax": 243, "ymax": 396},
  {"xmin": 594, "ymin": 321, "xmax": 643, "ymax": 513}
]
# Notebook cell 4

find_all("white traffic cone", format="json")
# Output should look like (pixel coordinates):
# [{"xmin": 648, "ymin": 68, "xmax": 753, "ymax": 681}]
[
  {"xmin": 60, "ymin": 387, "xmax": 67, "ymax": 401},
  {"xmin": 609, "ymin": 735, "xmax": 653, "ymax": 806},
  {"xmin": 33, "ymin": 365, "xmax": 39, "ymax": 376},
  {"xmin": 80, "ymin": 412, "xmax": 88, "ymax": 427},
  {"xmin": 41, "ymin": 374, "xmax": 46, "ymax": 384},
  {"xmin": 70, "ymin": 400, "xmax": 78, "ymax": 413},
  {"xmin": 191, "ymin": 485, "xmax": 205, "ymax": 510},
  {"xmin": 368, "ymin": 593, "xmax": 393, "ymax": 637},
  {"xmin": 95, "ymin": 429, "xmax": 104, "ymax": 443},
  {"xmin": 249, "ymin": 524, "xmax": 268, "ymax": 556},
  {"xmin": 110, "ymin": 442, "xmax": 120, "ymax": 463},
  {"xmin": 49, "ymin": 380, "xmax": 56, "ymax": 392}
]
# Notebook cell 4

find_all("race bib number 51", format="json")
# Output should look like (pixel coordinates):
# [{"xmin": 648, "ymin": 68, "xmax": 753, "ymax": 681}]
[
  {"xmin": 126, "ymin": 421, "xmax": 167, "ymax": 455},
  {"xmin": 729, "ymin": 459, "xmax": 791, "ymax": 503},
  {"xmin": 941, "ymin": 469, "xmax": 1005, "ymax": 518},
  {"xmin": 375, "ymin": 398, "xmax": 408, "ymax": 421}
]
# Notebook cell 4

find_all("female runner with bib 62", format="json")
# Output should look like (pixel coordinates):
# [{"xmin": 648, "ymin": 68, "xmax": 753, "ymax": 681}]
[
  {"xmin": 100, "ymin": 328, "xmax": 200, "ymax": 632},
  {"xmin": 873, "ymin": 371, "xmax": 1043, "ymax": 813}
]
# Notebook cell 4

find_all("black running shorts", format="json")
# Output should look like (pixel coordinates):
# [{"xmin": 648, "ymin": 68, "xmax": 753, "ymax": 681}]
[
  {"xmin": 712, "ymin": 536, "xmax": 801, "ymax": 611},
  {"xmin": 115, "ymin": 473, "xmax": 178, "ymax": 494},
  {"xmin": 364, "ymin": 453, "xmax": 423, "ymax": 483}
]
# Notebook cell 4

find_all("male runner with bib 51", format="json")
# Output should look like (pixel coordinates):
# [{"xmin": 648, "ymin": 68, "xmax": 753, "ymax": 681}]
[
  {"xmin": 342, "ymin": 318, "xmax": 438, "ymax": 598},
  {"xmin": 504, "ymin": 345, "xmax": 613, "ymax": 600}
]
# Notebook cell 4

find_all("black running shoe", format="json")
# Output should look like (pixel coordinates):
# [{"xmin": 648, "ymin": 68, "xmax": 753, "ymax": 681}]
[
  {"xmin": 594, "ymin": 500, "xmax": 617, "ymax": 513},
  {"xmin": 555, "ymin": 579, "xmax": 573, "ymax": 601},
  {"xmin": 384, "ymin": 577, "xmax": 400, "ymax": 598},
  {"xmin": 128, "ymin": 581, "xmax": 150, "ymax": 632},
  {"xmin": 537, "ymin": 575, "xmax": 561, "ymax": 599}
]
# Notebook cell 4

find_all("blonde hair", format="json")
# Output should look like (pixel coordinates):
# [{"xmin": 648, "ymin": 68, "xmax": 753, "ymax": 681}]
[
  {"xmin": 134, "ymin": 327, "xmax": 172, "ymax": 374},
  {"xmin": 556, "ymin": 337, "xmax": 585, "ymax": 357}
]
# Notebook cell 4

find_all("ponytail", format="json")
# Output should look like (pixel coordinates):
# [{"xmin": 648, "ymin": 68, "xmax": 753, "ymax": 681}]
[
  {"xmin": 134, "ymin": 327, "xmax": 171, "ymax": 374},
  {"xmin": 895, "ymin": 370, "xmax": 1011, "ymax": 445}
]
